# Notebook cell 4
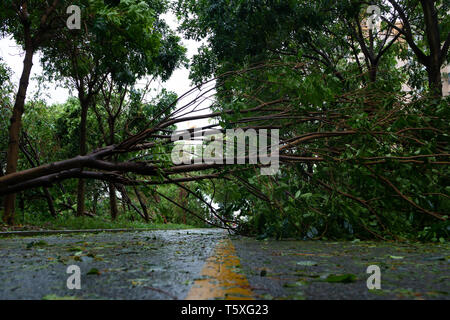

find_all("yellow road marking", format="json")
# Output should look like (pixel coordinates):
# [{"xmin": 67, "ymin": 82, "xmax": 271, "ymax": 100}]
[{"xmin": 186, "ymin": 238, "xmax": 254, "ymax": 300}]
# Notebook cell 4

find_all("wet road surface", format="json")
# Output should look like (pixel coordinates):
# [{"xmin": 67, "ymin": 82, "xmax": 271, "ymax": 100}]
[
  {"xmin": 233, "ymin": 237, "xmax": 449, "ymax": 300},
  {"xmin": 0, "ymin": 229, "xmax": 225, "ymax": 299},
  {"xmin": 0, "ymin": 229, "xmax": 448, "ymax": 300}
]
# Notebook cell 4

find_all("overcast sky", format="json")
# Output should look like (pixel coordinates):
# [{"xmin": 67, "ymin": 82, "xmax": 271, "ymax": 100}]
[{"xmin": 0, "ymin": 11, "xmax": 213, "ymax": 131}]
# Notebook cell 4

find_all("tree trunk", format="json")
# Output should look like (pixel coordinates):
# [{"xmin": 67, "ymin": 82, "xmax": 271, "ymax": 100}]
[
  {"xmin": 109, "ymin": 182, "xmax": 118, "ymax": 220},
  {"xmin": 133, "ymin": 185, "xmax": 150, "ymax": 222},
  {"xmin": 42, "ymin": 187, "xmax": 57, "ymax": 217},
  {"xmin": 426, "ymin": 65, "xmax": 443, "ymax": 97},
  {"xmin": 76, "ymin": 100, "xmax": 89, "ymax": 217},
  {"xmin": 121, "ymin": 195, "xmax": 127, "ymax": 214},
  {"xmin": 107, "ymin": 119, "xmax": 119, "ymax": 220},
  {"xmin": 92, "ymin": 190, "xmax": 98, "ymax": 215},
  {"xmin": 421, "ymin": 0, "xmax": 443, "ymax": 96},
  {"xmin": 76, "ymin": 179, "xmax": 85, "ymax": 216},
  {"xmin": 368, "ymin": 63, "xmax": 378, "ymax": 83},
  {"xmin": 2, "ymin": 28, "xmax": 34, "ymax": 225},
  {"xmin": 19, "ymin": 192, "xmax": 24, "ymax": 214},
  {"xmin": 178, "ymin": 187, "xmax": 188, "ymax": 224}
]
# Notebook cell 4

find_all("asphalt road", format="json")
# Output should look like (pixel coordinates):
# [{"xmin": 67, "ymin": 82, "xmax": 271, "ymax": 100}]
[{"xmin": 0, "ymin": 229, "xmax": 448, "ymax": 300}]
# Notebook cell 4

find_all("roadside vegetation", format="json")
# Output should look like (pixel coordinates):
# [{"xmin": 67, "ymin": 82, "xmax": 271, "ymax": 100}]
[{"xmin": 0, "ymin": 0, "xmax": 449, "ymax": 241}]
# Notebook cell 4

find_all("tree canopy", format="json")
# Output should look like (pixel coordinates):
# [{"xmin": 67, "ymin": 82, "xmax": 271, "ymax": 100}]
[{"xmin": 0, "ymin": 0, "xmax": 448, "ymax": 241}]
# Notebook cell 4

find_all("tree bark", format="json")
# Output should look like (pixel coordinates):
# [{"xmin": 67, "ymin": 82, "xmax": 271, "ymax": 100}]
[
  {"xmin": 42, "ymin": 187, "xmax": 57, "ymax": 217},
  {"xmin": 76, "ymin": 98, "xmax": 89, "ymax": 217},
  {"xmin": 421, "ymin": 0, "xmax": 443, "ymax": 96},
  {"xmin": 108, "ymin": 182, "xmax": 118, "ymax": 220},
  {"xmin": 3, "ymin": 25, "xmax": 34, "ymax": 225},
  {"xmin": 133, "ymin": 185, "xmax": 150, "ymax": 222},
  {"xmin": 19, "ymin": 192, "xmax": 24, "ymax": 214},
  {"xmin": 107, "ymin": 118, "xmax": 119, "ymax": 220},
  {"xmin": 178, "ymin": 186, "xmax": 188, "ymax": 224},
  {"xmin": 92, "ymin": 189, "xmax": 98, "ymax": 215},
  {"xmin": 368, "ymin": 64, "xmax": 378, "ymax": 83},
  {"xmin": 426, "ymin": 64, "xmax": 443, "ymax": 97}
]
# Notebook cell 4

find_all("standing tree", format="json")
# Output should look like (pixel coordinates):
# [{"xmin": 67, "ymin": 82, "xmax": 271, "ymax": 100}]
[
  {"xmin": 40, "ymin": 0, "xmax": 186, "ymax": 218},
  {"xmin": 0, "ymin": 0, "xmax": 66, "ymax": 224},
  {"xmin": 384, "ymin": 0, "xmax": 450, "ymax": 96}
]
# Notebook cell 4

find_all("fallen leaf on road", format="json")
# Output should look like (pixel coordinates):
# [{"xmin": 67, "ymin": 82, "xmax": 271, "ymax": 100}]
[
  {"xmin": 42, "ymin": 294, "xmax": 79, "ymax": 300},
  {"xmin": 322, "ymin": 274, "xmax": 357, "ymax": 283},
  {"xmin": 296, "ymin": 261, "xmax": 318, "ymax": 266},
  {"xmin": 87, "ymin": 268, "xmax": 100, "ymax": 275}
]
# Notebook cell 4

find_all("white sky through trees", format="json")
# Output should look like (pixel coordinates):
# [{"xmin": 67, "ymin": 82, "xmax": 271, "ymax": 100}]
[{"xmin": 0, "ymin": 12, "xmax": 213, "ymax": 131}]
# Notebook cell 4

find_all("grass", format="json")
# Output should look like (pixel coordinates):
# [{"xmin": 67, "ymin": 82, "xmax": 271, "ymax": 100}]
[{"xmin": 1, "ymin": 211, "xmax": 200, "ymax": 232}]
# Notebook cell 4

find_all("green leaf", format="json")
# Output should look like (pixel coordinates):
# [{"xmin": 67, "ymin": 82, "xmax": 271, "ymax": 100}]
[
  {"xmin": 323, "ymin": 274, "xmax": 357, "ymax": 283},
  {"xmin": 26, "ymin": 240, "xmax": 48, "ymax": 249},
  {"xmin": 42, "ymin": 294, "xmax": 78, "ymax": 300},
  {"xmin": 300, "ymin": 193, "xmax": 313, "ymax": 199},
  {"xmin": 87, "ymin": 268, "xmax": 100, "ymax": 275},
  {"xmin": 296, "ymin": 261, "xmax": 318, "ymax": 266},
  {"xmin": 389, "ymin": 256, "xmax": 404, "ymax": 260}
]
